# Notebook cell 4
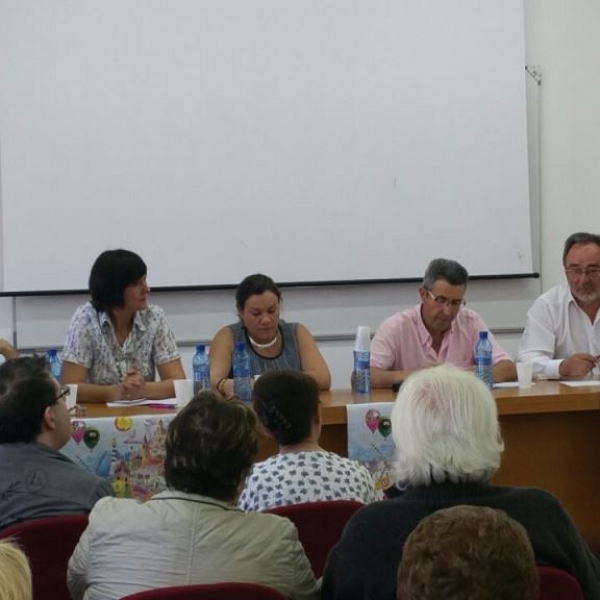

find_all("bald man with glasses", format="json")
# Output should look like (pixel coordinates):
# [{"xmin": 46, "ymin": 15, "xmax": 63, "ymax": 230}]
[
  {"xmin": 370, "ymin": 258, "xmax": 516, "ymax": 389},
  {"xmin": 517, "ymin": 232, "xmax": 600, "ymax": 380}
]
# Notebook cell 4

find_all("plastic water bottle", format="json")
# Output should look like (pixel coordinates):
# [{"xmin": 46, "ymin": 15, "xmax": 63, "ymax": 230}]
[
  {"xmin": 46, "ymin": 348, "xmax": 62, "ymax": 380},
  {"xmin": 232, "ymin": 341, "xmax": 252, "ymax": 402},
  {"xmin": 352, "ymin": 326, "xmax": 371, "ymax": 399},
  {"xmin": 192, "ymin": 344, "xmax": 210, "ymax": 396},
  {"xmin": 474, "ymin": 331, "xmax": 493, "ymax": 390}
]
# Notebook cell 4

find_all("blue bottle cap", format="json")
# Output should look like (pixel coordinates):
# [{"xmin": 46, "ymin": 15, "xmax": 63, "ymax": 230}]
[
  {"xmin": 195, "ymin": 343, "xmax": 205, "ymax": 352},
  {"xmin": 478, "ymin": 331, "xmax": 488, "ymax": 339},
  {"xmin": 47, "ymin": 348, "xmax": 57, "ymax": 356}
]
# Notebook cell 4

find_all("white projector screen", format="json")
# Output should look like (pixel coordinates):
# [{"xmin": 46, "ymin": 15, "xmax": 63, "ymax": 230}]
[{"xmin": 0, "ymin": 0, "xmax": 531, "ymax": 292}]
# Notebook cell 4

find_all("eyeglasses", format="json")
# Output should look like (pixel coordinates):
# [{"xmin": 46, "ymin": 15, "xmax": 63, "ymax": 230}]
[
  {"xmin": 564, "ymin": 268, "xmax": 600, "ymax": 280},
  {"xmin": 54, "ymin": 386, "xmax": 71, "ymax": 403},
  {"xmin": 425, "ymin": 290, "xmax": 466, "ymax": 309}
]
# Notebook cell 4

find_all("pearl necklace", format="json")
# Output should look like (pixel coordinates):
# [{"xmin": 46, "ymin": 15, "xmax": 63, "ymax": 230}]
[{"xmin": 248, "ymin": 332, "xmax": 280, "ymax": 349}]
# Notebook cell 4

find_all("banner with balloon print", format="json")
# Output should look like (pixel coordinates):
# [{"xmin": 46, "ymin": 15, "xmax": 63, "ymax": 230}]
[
  {"xmin": 346, "ymin": 402, "xmax": 395, "ymax": 493},
  {"xmin": 62, "ymin": 414, "xmax": 175, "ymax": 501}
]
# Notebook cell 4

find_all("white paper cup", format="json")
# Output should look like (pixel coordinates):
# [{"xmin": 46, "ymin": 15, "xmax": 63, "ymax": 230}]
[
  {"xmin": 516, "ymin": 363, "xmax": 533, "ymax": 388},
  {"xmin": 174, "ymin": 379, "xmax": 193, "ymax": 407},
  {"xmin": 66, "ymin": 384, "xmax": 78, "ymax": 410},
  {"xmin": 354, "ymin": 325, "xmax": 371, "ymax": 352}
]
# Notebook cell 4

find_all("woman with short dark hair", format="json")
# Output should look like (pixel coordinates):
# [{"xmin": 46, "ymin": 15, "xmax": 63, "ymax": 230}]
[
  {"xmin": 210, "ymin": 273, "xmax": 331, "ymax": 397},
  {"xmin": 61, "ymin": 249, "xmax": 185, "ymax": 403},
  {"xmin": 68, "ymin": 392, "xmax": 319, "ymax": 600}
]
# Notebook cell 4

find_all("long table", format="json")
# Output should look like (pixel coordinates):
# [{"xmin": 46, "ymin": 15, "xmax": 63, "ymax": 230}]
[{"xmin": 71, "ymin": 382, "xmax": 600, "ymax": 539}]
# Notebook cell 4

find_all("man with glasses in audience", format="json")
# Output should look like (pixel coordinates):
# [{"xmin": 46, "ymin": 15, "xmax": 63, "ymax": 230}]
[
  {"xmin": 0, "ymin": 356, "xmax": 113, "ymax": 530},
  {"xmin": 370, "ymin": 258, "xmax": 516, "ymax": 388},
  {"xmin": 517, "ymin": 232, "xmax": 600, "ymax": 379}
]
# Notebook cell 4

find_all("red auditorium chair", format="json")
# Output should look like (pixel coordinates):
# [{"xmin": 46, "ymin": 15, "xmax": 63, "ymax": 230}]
[
  {"xmin": 538, "ymin": 566, "xmax": 584, "ymax": 600},
  {"xmin": 265, "ymin": 499, "xmax": 364, "ymax": 577},
  {"xmin": 0, "ymin": 514, "xmax": 89, "ymax": 600},
  {"xmin": 120, "ymin": 582, "xmax": 286, "ymax": 600}
]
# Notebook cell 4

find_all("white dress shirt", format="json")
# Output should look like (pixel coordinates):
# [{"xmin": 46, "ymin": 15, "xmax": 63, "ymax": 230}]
[{"xmin": 517, "ymin": 283, "xmax": 600, "ymax": 378}]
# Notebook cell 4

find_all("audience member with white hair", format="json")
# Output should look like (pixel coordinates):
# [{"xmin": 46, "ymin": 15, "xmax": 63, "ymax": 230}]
[{"xmin": 321, "ymin": 365, "xmax": 600, "ymax": 600}]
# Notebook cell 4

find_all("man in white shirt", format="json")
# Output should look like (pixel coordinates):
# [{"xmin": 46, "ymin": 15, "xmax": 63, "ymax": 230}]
[{"xmin": 517, "ymin": 232, "xmax": 600, "ymax": 379}]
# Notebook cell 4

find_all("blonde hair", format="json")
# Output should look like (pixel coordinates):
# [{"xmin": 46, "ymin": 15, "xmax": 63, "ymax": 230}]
[
  {"xmin": 0, "ymin": 540, "xmax": 32, "ymax": 600},
  {"xmin": 391, "ymin": 365, "xmax": 504, "ymax": 487}
]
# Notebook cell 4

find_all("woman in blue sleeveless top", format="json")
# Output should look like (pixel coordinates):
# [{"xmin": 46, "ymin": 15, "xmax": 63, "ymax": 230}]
[{"xmin": 210, "ymin": 274, "xmax": 331, "ymax": 396}]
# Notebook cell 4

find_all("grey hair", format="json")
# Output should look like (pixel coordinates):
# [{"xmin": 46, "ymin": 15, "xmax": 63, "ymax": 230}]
[
  {"xmin": 422, "ymin": 258, "xmax": 468, "ymax": 289},
  {"xmin": 562, "ymin": 232, "xmax": 600, "ymax": 264},
  {"xmin": 391, "ymin": 365, "xmax": 504, "ymax": 488}
]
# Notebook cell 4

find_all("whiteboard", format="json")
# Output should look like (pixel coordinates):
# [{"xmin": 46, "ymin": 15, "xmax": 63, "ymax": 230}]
[{"xmin": 0, "ymin": 0, "xmax": 531, "ymax": 292}]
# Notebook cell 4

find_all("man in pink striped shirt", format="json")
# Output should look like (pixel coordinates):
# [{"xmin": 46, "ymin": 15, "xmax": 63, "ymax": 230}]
[{"xmin": 370, "ymin": 258, "xmax": 516, "ymax": 389}]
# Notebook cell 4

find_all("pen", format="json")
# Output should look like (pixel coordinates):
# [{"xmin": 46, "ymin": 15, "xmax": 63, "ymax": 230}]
[{"xmin": 146, "ymin": 403, "xmax": 176, "ymax": 410}]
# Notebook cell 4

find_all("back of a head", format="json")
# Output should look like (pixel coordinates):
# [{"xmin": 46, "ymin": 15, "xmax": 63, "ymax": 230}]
[
  {"xmin": 164, "ymin": 391, "xmax": 258, "ymax": 501},
  {"xmin": 0, "ymin": 540, "xmax": 32, "ymax": 600},
  {"xmin": 391, "ymin": 365, "xmax": 503, "ymax": 487},
  {"xmin": 89, "ymin": 248, "xmax": 147, "ymax": 312},
  {"xmin": 252, "ymin": 370, "xmax": 319, "ymax": 446},
  {"xmin": 397, "ymin": 505, "xmax": 539, "ymax": 600},
  {"xmin": 0, "ymin": 356, "xmax": 55, "ymax": 444}
]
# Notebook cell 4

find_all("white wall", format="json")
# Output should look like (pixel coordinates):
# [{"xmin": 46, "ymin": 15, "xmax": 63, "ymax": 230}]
[
  {"xmin": 3, "ymin": 0, "xmax": 600, "ymax": 387},
  {"xmin": 526, "ymin": 0, "xmax": 600, "ymax": 288}
]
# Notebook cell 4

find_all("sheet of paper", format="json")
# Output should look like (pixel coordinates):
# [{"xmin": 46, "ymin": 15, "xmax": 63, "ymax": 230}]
[
  {"xmin": 560, "ymin": 381, "xmax": 600, "ymax": 387},
  {"xmin": 493, "ymin": 382, "xmax": 522, "ymax": 389},
  {"xmin": 106, "ymin": 398, "xmax": 177, "ymax": 407}
]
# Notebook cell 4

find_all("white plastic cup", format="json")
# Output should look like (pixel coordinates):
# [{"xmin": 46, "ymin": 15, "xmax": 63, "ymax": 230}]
[
  {"xmin": 354, "ymin": 326, "xmax": 371, "ymax": 352},
  {"xmin": 516, "ymin": 363, "xmax": 533, "ymax": 388},
  {"xmin": 174, "ymin": 379, "xmax": 193, "ymax": 407},
  {"xmin": 66, "ymin": 384, "xmax": 78, "ymax": 410}
]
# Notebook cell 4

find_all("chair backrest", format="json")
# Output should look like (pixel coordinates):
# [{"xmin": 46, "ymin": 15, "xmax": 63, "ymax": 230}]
[
  {"xmin": 0, "ymin": 514, "xmax": 89, "ymax": 600},
  {"xmin": 120, "ymin": 582, "xmax": 286, "ymax": 600},
  {"xmin": 264, "ymin": 500, "xmax": 364, "ymax": 577},
  {"xmin": 538, "ymin": 566, "xmax": 584, "ymax": 600}
]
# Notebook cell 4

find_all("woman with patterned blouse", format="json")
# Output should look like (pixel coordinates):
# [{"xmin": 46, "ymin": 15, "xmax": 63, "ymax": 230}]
[
  {"xmin": 239, "ymin": 370, "xmax": 379, "ymax": 511},
  {"xmin": 61, "ymin": 249, "xmax": 185, "ymax": 403}
]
